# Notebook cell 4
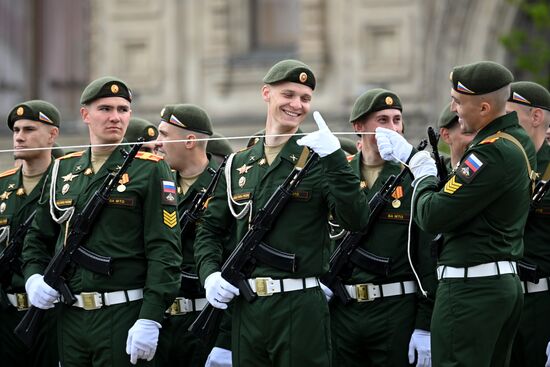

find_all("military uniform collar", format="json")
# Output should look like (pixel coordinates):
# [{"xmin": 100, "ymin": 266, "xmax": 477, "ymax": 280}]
[
  {"xmin": 5, "ymin": 167, "xmax": 23, "ymax": 192},
  {"xmin": 471, "ymin": 112, "xmax": 519, "ymax": 146},
  {"xmin": 72, "ymin": 141, "xmax": 127, "ymax": 175},
  {"xmin": 178, "ymin": 154, "xmax": 218, "ymax": 200},
  {"xmin": 248, "ymin": 129, "xmax": 305, "ymax": 165},
  {"xmin": 351, "ymin": 151, "xmax": 401, "ymax": 190}
]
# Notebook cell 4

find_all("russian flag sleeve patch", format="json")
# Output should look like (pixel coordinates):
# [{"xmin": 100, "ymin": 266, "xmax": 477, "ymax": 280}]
[{"xmin": 456, "ymin": 153, "xmax": 485, "ymax": 183}]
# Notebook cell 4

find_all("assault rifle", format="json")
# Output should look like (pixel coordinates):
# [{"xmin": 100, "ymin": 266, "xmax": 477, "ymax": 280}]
[
  {"xmin": 427, "ymin": 127, "xmax": 448, "ymax": 187},
  {"xmin": 321, "ymin": 139, "xmax": 427, "ymax": 304},
  {"xmin": 189, "ymin": 150, "xmax": 319, "ymax": 341},
  {"xmin": 180, "ymin": 157, "xmax": 227, "ymax": 237},
  {"xmin": 0, "ymin": 211, "xmax": 36, "ymax": 286},
  {"xmin": 14, "ymin": 139, "xmax": 144, "ymax": 347}
]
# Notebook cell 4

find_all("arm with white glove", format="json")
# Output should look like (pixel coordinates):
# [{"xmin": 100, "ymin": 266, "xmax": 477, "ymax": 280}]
[
  {"xmin": 25, "ymin": 274, "xmax": 59, "ymax": 309},
  {"xmin": 408, "ymin": 329, "xmax": 431, "ymax": 367},
  {"xmin": 375, "ymin": 127, "xmax": 414, "ymax": 163},
  {"xmin": 545, "ymin": 341, "xmax": 550, "ymax": 367},
  {"xmin": 125, "ymin": 319, "xmax": 162, "ymax": 365},
  {"xmin": 319, "ymin": 282, "xmax": 333, "ymax": 302},
  {"xmin": 205, "ymin": 347, "xmax": 233, "ymax": 367},
  {"xmin": 408, "ymin": 151, "xmax": 438, "ymax": 187},
  {"xmin": 297, "ymin": 111, "xmax": 341, "ymax": 158},
  {"xmin": 205, "ymin": 271, "xmax": 240, "ymax": 310}
]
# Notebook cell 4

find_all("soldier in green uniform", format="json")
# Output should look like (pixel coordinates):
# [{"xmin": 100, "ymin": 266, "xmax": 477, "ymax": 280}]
[
  {"xmin": 505, "ymin": 81, "xmax": 550, "ymax": 366},
  {"xmin": 437, "ymin": 102, "xmax": 475, "ymax": 169},
  {"xmin": 125, "ymin": 117, "xmax": 159, "ymax": 153},
  {"xmin": 22, "ymin": 77, "xmax": 182, "ymax": 366},
  {"xmin": 194, "ymin": 59, "xmax": 370, "ymax": 367},
  {"xmin": 376, "ymin": 61, "xmax": 536, "ymax": 366},
  {"xmin": 329, "ymin": 88, "xmax": 437, "ymax": 367},
  {"xmin": 153, "ymin": 103, "xmax": 217, "ymax": 367},
  {"xmin": 0, "ymin": 100, "xmax": 60, "ymax": 367}
]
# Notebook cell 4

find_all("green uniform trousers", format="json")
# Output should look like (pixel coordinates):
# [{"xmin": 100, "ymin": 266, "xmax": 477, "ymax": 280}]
[
  {"xmin": 432, "ymin": 274, "xmax": 523, "ymax": 367},
  {"xmin": 233, "ymin": 287, "xmax": 331, "ymax": 367},
  {"xmin": 510, "ymin": 291, "xmax": 550, "ymax": 366},
  {"xmin": 330, "ymin": 294, "xmax": 416, "ymax": 367},
  {"xmin": 157, "ymin": 312, "xmax": 208, "ymax": 367},
  {"xmin": 58, "ymin": 301, "xmax": 154, "ymax": 367},
  {"xmin": 0, "ymin": 305, "xmax": 58, "ymax": 366}
]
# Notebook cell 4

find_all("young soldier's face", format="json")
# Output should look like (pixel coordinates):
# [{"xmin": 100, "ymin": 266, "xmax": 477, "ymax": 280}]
[
  {"xmin": 450, "ymin": 89, "xmax": 481, "ymax": 134},
  {"xmin": 12, "ymin": 119, "xmax": 57, "ymax": 161},
  {"xmin": 154, "ymin": 121, "xmax": 187, "ymax": 170},
  {"xmin": 353, "ymin": 109, "xmax": 403, "ymax": 153},
  {"xmin": 262, "ymin": 82, "xmax": 312, "ymax": 130},
  {"xmin": 81, "ymin": 97, "xmax": 131, "ymax": 145}
]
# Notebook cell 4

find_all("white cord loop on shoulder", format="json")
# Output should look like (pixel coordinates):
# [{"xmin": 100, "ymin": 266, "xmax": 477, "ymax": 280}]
[
  {"xmin": 49, "ymin": 159, "xmax": 75, "ymax": 224},
  {"xmin": 225, "ymin": 153, "xmax": 252, "ymax": 220},
  {"xmin": 0, "ymin": 226, "xmax": 10, "ymax": 244}
]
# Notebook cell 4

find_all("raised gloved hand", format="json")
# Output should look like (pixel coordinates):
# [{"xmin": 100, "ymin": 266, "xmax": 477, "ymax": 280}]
[
  {"xmin": 409, "ymin": 151, "xmax": 437, "ymax": 186},
  {"xmin": 375, "ymin": 127, "xmax": 413, "ymax": 163},
  {"xmin": 408, "ymin": 329, "xmax": 431, "ymax": 367},
  {"xmin": 205, "ymin": 347, "xmax": 232, "ymax": 367},
  {"xmin": 320, "ymin": 282, "xmax": 334, "ymax": 302},
  {"xmin": 545, "ymin": 341, "xmax": 550, "ymax": 367},
  {"xmin": 205, "ymin": 271, "xmax": 240, "ymax": 310},
  {"xmin": 125, "ymin": 319, "xmax": 162, "ymax": 365},
  {"xmin": 297, "ymin": 111, "xmax": 340, "ymax": 157},
  {"xmin": 25, "ymin": 274, "xmax": 59, "ymax": 309}
]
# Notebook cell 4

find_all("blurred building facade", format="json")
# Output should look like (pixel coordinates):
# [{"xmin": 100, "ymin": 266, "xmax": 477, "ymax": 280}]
[{"xmin": 0, "ymin": 0, "xmax": 531, "ymax": 140}]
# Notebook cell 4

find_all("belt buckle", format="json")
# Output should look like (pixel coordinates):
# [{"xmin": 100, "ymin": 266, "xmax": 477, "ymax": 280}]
[
  {"xmin": 355, "ymin": 283, "xmax": 375, "ymax": 302},
  {"xmin": 255, "ymin": 277, "xmax": 273, "ymax": 297},
  {"xmin": 81, "ymin": 292, "xmax": 101, "ymax": 310},
  {"xmin": 15, "ymin": 293, "xmax": 29, "ymax": 311},
  {"xmin": 169, "ymin": 298, "xmax": 182, "ymax": 315}
]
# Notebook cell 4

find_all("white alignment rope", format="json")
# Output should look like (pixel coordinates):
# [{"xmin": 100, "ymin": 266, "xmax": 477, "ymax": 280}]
[{"xmin": 0, "ymin": 132, "xmax": 374, "ymax": 154}]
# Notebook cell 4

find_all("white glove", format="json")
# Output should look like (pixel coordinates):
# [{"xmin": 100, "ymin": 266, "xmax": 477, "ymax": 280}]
[
  {"xmin": 320, "ymin": 282, "xmax": 333, "ymax": 302},
  {"xmin": 409, "ymin": 151, "xmax": 437, "ymax": 186},
  {"xmin": 375, "ymin": 127, "xmax": 413, "ymax": 163},
  {"xmin": 205, "ymin": 271, "xmax": 240, "ymax": 310},
  {"xmin": 205, "ymin": 347, "xmax": 233, "ymax": 367},
  {"xmin": 25, "ymin": 274, "xmax": 59, "ymax": 309},
  {"xmin": 408, "ymin": 329, "xmax": 431, "ymax": 367},
  {"xmin": 297, "ymin": 111, "xmax": 340, "ymax": 157},
  {"xmin": 125, "ymin": 319, "xmax": 162, "ymax": 365},
  {"xmin": 545, "ymin": 341, "xmax": 550, "ymax": 367}
]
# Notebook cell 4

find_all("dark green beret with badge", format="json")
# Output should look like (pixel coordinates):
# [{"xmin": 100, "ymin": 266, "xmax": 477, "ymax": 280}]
[
  {"xmin": 7, "ymin": 99, "xmax": 61, "ymax": 130},
  {"xmin": 160, "ymin": 104, "xmax": 176, "ymax": 123},
  {"xmin": 508, "ymin": 81, "xmax": 550, "ymax": 111},
  {"xmin": 438, "ymin": 102, "xmax": 458, "ymax": 128},
  {"xmin": 165, "ymin": 104, "xmax": 213, "ymax": 136},
  {"xmin": 263, "ymin": 59, "xmax": 316, "ymax": 90},
  {"xmin": 80, "ymin": 76, "xmax": 132, "ymax": 105},
  {"xmin": 450, "ymin": 61, "xmax": 513, "ymax": 95},
  {"xmin": 207, "ymin": 132, "xmax": 233, "ymax": 157},
  {"xmin": 349, "ymin": 88, "xmax": 402, "ymax": 123},
  {"xmin": 125, "ymin": 117, "xmax": 158, "ymax": 143}
]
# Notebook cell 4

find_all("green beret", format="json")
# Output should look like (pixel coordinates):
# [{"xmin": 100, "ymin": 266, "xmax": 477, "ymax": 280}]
[
  {"xmin": 51, "ymin": 142, "xmax": 65, "ymax": 159},
  {"xmin": 508, "ymin": 81, "xmax": 550, "ymax": 111},
  {"xmin": 450, "ymin": 61, "xmax": 513, "ymax": 95},
  {"xmin": 165, "ymin": 104, "xmax": 213, "ymax": 136},
  {"xmin": 207, "ymin": 132, "xmax": 233, "ymax": 157},
  {"xmin": 7, "ymin": 100, "xmax": 60, "ymax": 130},
  {"xmin": 338, "ymin": 137, "xmax": 358, "ymax": 155},
  {"xmin": 263, "ymin": 59, "xmax": 316, "ymax": 90},
  {"xmin": 80, "ymin": 76, "xmax": 132, "ymax": 105},
  {"xmin": 349, "ymin": 88, "xmax": 402, "ymax": 122},
  {"xmin": 125, "ymin": 117, "xmax": 158, "ymax": 143},
  {"xmin": 438, "ymin": 102, "xmax": 458, "ymax": 128}
]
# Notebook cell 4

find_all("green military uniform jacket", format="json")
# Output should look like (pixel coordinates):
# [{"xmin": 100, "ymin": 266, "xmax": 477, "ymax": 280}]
[
  {"xmin": 413, "ymin": 112, "xmax": 537, "ymax": 266},
  {"xmin": 0, "ymin": 166, "xmax": 49, "ymax": 292},
  {"xmin": 194, "ymin": 133, "xmax": 370, "ymax": 283},
  {"xmin": 22, "ymin": 146, "xmax": 182, "ymax": 322},
  {"xmin": 347, "ymin": 154, "xmax": 436, "ymax": 330},
  {"xmin": 177, "ymin": 156, "xmax": 219, "ymax": 298},
  {"xmin": 523, "ymin": 142, "xmax": 550, "ymax": 274}
]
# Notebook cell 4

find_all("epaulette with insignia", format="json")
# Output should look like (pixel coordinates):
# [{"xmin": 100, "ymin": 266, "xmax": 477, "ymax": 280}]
[
  {"xmin": 136, "ymin": 151, "xmax": 164, "ymax": 162},
  {"xmin": 346, "ymin": 154, "xmax": 356, "ymax": 162},
  {"xmin": 58, "ymin": 151, "xmax": 84, "ymax": 160},
  {"xmin": 480, "ymin": 137, "xmax": 499, "ymax": 145},
  {"xmin": 236, "ymin": 145, "xmax": 253, "ymax": 153},
  {"xmin": 0, "ymin": 167, "xmax": 19, "ymax": 179}
]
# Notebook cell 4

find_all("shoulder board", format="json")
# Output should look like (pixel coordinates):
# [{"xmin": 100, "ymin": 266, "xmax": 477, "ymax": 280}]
[
  {"xmin": 480, "ymin": 137, "xmax": 499, "ymax": 145},
  {"xmin": 346, "ymin": 154, "xmax": 356, "ymax": 162},
  {"xmin": 58, "ymin": 151, "xmax": 84, "ymax": 160},
  {"xmin": 236, "ymin": 145, "xmax": 253, "ymax": 153},
  {"xmin": 0, "ymin": 167, "xmax": 19, "ymax": 179},
  {"xmin": 136, "ymin": 151, "xmax": 164, "ymax": 162}
]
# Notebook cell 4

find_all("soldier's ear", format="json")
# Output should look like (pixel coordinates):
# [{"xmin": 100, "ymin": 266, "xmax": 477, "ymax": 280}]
[
  {"xmin": 531, "ymin": 108, "xmax": 545, "ymax": 128},
  {"xmin": 49, "ymin": 127, "xmax": 59, "ymax": 144},
  {"xmin": 261, "ymin": 85, "xmax": 271, "ymax": 102}
]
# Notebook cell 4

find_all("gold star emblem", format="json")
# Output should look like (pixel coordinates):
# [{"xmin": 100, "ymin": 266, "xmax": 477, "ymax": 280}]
[
  {"xmin": 75, "ymin": 165, "xmax": 82, "ymax": 171},
  {"xmin": 360, "ymin": 181, "xmax": 367, "ymax": 189},
  {"xmin": 84, "ymin": 168, "xmax": 94, "ymax": 176},
  {"xmin": 0, "ymin": 191, "xmax": 10, "ymax": 200},
  {"xmin": 7, "ymin": 184, "xmax": 15, "ymax": 190},
  {"xmin": 236, "ymin": 164, "xmax": 252, "ymax": 175},
  {"xmin": 16, "ymin": 188, "xmax": 25, "ymax": 196},
  {"xmin": 62, "ymin": 172, "xmax": 79, "ymax": 182},
  {"xmin": 290, "ymin": 154, "xmax": 298, "ymax": 162}
]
